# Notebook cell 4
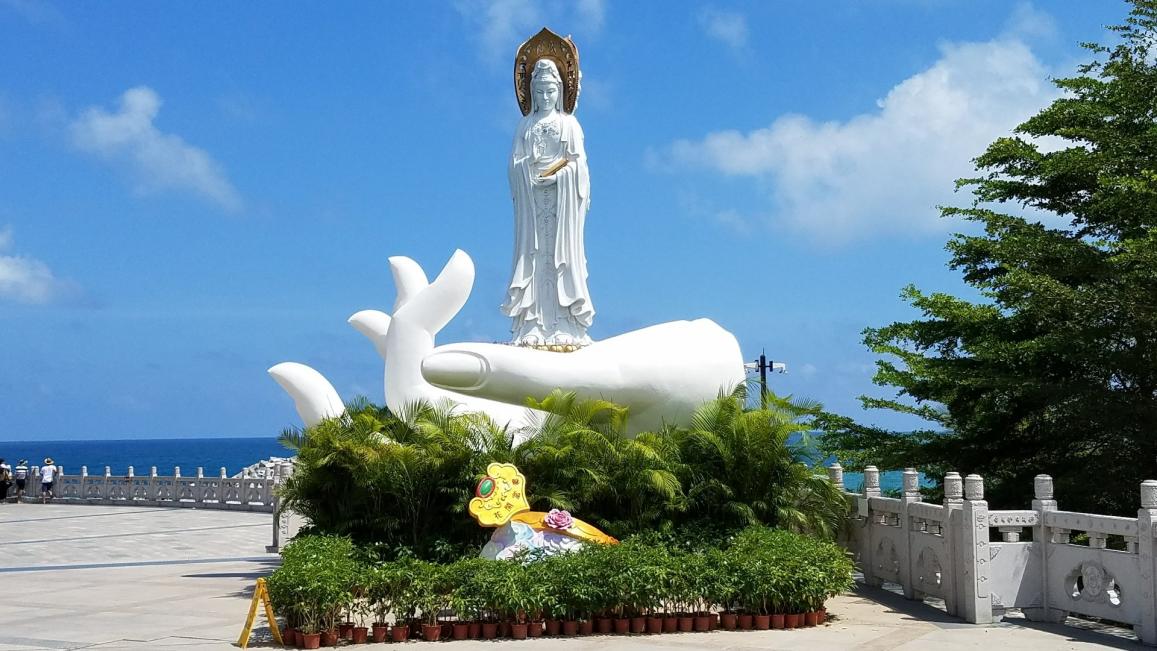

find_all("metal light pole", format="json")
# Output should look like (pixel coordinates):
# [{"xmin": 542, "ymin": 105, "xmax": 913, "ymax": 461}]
[{"xmin": 744, "ymin": 350, "xmax": 787, "ymax": 409}]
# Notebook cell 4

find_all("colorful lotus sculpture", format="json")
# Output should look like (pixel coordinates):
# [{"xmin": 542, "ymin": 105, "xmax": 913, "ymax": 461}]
[{"xmin": 469, "ymin": 462, "xmax": 617, "ymax": 560}]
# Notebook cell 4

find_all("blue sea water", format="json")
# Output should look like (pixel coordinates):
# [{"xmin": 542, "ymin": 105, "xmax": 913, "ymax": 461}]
[{"xmin": 0, "ymin": 437, "xmax": 288, "ymax": 476}]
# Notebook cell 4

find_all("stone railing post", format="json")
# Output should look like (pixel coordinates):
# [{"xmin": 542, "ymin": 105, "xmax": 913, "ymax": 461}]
[
  {"xmin": 1136, "ymin": 480, "xmax": 1157, "ymax": 645},
  {"xmin": 30, "ymin": 466, "xmax": 40, "ymax": 499},
  {"xmin": 195, "ymin": 467, "xmax": 205, "ymax": 503},
  {"xmin": 80, "ymin": 466, "xmax": 89, "ymax": 500},
  {"xmin": 1023, "ymin": 474, "xmax": 1065, "ymax": 623},
  {"xmin": 859, "ymin": 466, "xmax": 882, "ymax": 587},
  {"xmin": 941, "ymin": 472, "xmax": 963, "ymax": 617},
  {"xmin": 900, "ymin": 468, "xmax": 921, "ymax": 599},
  {"xmin": 103, "ymin": 466, "xmax": 112, "ymax": 500},
  {"xmin": 827, "ymin": 463, "xmax": 844, "ymax": 492},
  {"xmin": 149, "ymin": 466, "xmax": 158, "ymax": 501},
  {"xmin": 126, "ymin": 466, "xmax": 134, "ymax": 500},
  {"xmin": 958, "ymin": 474, "xmax": 991, "ymax": 623}
]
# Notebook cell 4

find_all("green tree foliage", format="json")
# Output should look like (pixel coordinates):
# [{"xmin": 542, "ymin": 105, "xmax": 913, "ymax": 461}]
[
  {"xmin": 277, "ymin": 387, "xmax": 846, "ymax": 557},
  {"xmin": 820, "ymin": 1, "xmax": 1157, "ymax": 514}
]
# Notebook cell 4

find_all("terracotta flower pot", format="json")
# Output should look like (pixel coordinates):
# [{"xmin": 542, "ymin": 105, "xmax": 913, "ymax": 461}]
[
  {"xmin": 630, "ymin": 616, "xmax": 646, "ymax": 634},
  {"xmin": 563, "ymin": 619, "xmax": 578, "ymax": 636},
  {"xmin": 497, "ymin": 621, "xmax": 509, "ymax": 638},
  {"xmin": 282, "ymin": 627, "xmax": 296, "ymax": 647},
  {"xmin": 546, "ymin": 619, "xmax": 561, "ymax": 635},
  {"xmin": 320, "ymin": 630, "xmax": 339, "ymax": 647},
  {"xmin": 339, "ymin": 622, "xmax": 354, "ymax": 640},
  {"xmin": 710, "ymin": 613, "xmax": 719, "ymax": 630},
  {"xmin": 510, "ymin": 623, "xmax": 528, "ymax": 639},
  {"xmin": 579, "ymin": 619, "xmax": 593, "ymax": 635},
  {"xmin": 662, "ymin": 616, "xmax": 677, "ymax": 633},
  {"xmin": 677, "ymin": 616, "xmax": 693, "ymax": 632},
  {"xmin": 391, "ymin": 624, "xmax": 409, "ymax": 642},
  {"xmin": 693, "ymin": 614, "xmax": 710, "ymax": 631},
  {"xmin": 595, "ymin": 617, "xmax": 612, "ymax": 634},
  {"xmin": 785, "ymin": 613, "xmax": 801, "ymax": 629},
  {"xmin": 805, "ymin": 611, "xmax": 820, "ymax": 627},
  {"xmin": 738, "ymin": 614, "xmax": 753, "ymax": 630},
  {"xmin": 482, "ymin": 622, "xmax": 498, "ymax": 639},
  {"xmin": 299, "ymin": 632, "xmax": 321, "ymax": 650},
  {"xmin": 452, "ymin": 622, "xmax": 470, "ymax": 640},
  {"xmin": 719, "ymin": 612, "xmax": 737, "ymax": 630},
  {"xmin": 771, "ymin": 614, "xmax": 785, "ymax": 629},
  {"xmin": 754, "ymin": 614, "xmax": 770, "ymax": 630},
  {"xmin": 646, "ymin": 616, "xmax": 663, "ymax": 634},
  {"xmin": 528, "ymin": 621, "xmax": 544, "ymax": 637},
  {"xmin": 613, "ymin": 618, "xmax": 630, "ymax": 634},
  {"xmin": 469, "ymin": 621, "xmax": 482, "ymax": 639},
  {"xmin": 351, "ymin": 626, "xmax": 368, "ymax": 643},
  {"xmin": 422, "ymin": 624, "xmax": 441, "ymax": 642},
  {"xmin": 371, "ymin": 623, "xmax": 389, "ymax": 643}
]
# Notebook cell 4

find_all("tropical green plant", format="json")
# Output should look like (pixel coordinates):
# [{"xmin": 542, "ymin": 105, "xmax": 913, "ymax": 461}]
[
  {"xmin": 277, "ymin": 398, "xmax": 511, "ymax": 558},
  {"xmin": 678, "ymin": 386, "xmax": 850, "ymax": 539}
]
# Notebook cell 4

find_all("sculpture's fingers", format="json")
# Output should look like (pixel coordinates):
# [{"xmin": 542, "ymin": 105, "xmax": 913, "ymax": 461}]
[
  {"xmin": 421, "ymin": 342, "xmax": 616, "ymax": 406},
  {"xmin": 348, "ymin": 310, "xmax": 391, "ymax": 361},
  {"xmin": 268, "ymin": 362, "xmax": 345, "ymax": 427},
  {"xmin": 394, "ymin": 249, "xmax": 474, "ymax": 335},
  {"xmin": 388, "ymin": 256, "xmax": 429, "ymax": 312}
]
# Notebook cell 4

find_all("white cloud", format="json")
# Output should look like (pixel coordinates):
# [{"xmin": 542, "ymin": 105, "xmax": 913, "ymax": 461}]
[
  {"xmin": 70, "ymin": 86, "xmax": 242, "ymax": 211},
  {"xmin": 0, "ymin": 226, "xmax": 68, "ymax": 304},
  {"xmin": 699, "ymin": 7, "xmax": 748, "ymax": 53},
  {"xmin": 455, "ymin": 0, "xmax": 606, "ymax": 67},
  {"xmin": 669, "ymin": 36, "xmax": 1059, "ymax": 243}
]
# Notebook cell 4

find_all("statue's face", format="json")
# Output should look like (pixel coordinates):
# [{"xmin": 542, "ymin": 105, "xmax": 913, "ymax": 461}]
[{"xmin": 533, "ymin": 81, "xmax": 560, "ymax": 112}]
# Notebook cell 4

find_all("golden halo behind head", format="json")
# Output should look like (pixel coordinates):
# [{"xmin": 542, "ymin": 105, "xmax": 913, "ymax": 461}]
[{"xmin": 514, "ymin": 27, "xmax": 580, "ymax": 116}]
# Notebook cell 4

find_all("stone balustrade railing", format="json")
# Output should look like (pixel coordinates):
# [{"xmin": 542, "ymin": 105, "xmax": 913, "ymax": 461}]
[
  {"xmin": 9, "ymin": 464, "xmax": 282, "ymax": 513},
  {"xmin": 830, "ymin": 463, "xmax": 1157, "ymax": 645}
]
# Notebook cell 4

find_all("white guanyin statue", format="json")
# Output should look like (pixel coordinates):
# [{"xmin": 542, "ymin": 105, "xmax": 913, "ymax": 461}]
[
  {"xmin": 502, "ymin": 31, "xmax": 593, "ymax": 348},
  {"xmin": 268, "ymin": 29, "xmax": 747, "ymax": 440}
]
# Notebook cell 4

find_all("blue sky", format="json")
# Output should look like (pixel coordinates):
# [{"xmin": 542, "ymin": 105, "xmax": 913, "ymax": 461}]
[{"xmin": 0, "ymin": 1, "xmax": 1127, "ymax": 440}]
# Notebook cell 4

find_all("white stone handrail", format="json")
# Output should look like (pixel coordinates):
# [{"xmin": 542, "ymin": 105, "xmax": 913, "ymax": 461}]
[
  {"xmin": 8, "ymin": 464, "xmax": 282, "ymax": 513},
  {"xmin": 832, "ymin": 463, "xmax": 1157, "ymax": 645}
]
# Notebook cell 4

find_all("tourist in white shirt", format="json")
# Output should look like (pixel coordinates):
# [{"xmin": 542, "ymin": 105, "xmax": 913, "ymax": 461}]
[
  {"xmin": 40, "ymin": 458, "xmax": 58, "ymax": 502},
  {"xmin": 13, "ymin": 460, "xmax": 28, "ymax": 499}
]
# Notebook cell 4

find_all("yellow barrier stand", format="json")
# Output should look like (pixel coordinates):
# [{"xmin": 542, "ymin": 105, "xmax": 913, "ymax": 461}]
[{"xmin": 237, "ymin": 577, "xmax": 283, "ymax": 649}]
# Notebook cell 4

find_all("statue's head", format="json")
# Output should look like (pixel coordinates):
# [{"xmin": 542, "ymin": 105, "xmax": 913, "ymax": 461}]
[{"xmin": 531, "ymin": 59, "xmax": 563, "ymax": 113}]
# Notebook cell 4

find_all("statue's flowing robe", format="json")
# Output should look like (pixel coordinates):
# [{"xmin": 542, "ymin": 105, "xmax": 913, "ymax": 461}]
[{"xmin": 502, "ymin": 112, "xmax": 594, "ymax": 342}]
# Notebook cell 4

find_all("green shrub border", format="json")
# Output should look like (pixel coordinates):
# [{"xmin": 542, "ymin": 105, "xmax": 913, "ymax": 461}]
[{"xmin": 267, "ymin": 527, "xmax": 853, "ymax": 633}]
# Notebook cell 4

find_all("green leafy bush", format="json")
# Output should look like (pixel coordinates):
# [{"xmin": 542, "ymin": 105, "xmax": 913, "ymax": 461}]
[{"xmin": 278, "ymin": 387, "xmax": 849, "ymax": 558}]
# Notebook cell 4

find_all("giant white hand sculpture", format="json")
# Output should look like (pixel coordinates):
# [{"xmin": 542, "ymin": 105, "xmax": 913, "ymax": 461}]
[{"xmin": 269, "ymin": 249, "xmax": 746, "ymax": 441}]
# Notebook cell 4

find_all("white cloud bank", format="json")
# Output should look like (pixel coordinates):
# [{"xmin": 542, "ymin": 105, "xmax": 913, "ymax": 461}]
[
  {"xmin": 70, "ymin": 86, "xmax": 241, "ymax": 211},
  {"xmin": 669, "ymin": 37, "xmax": 1059, "ymax": 242},
  {"xmin": 456, "ymin": 0, "xmax": 606, "ymax": 67},
  {"xmin": 0, "ymin": 226, "xmax": 68, "ymax": 304}
]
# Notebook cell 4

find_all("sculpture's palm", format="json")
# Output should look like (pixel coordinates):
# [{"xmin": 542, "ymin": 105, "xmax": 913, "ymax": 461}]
[{"xmin": 269, "ymin": 250, "xmax": 745, "ymax": 441}]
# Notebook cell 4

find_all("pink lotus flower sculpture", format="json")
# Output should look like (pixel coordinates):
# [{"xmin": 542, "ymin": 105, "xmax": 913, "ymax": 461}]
[{"xmin": 543, "ymin": 509, "xmax": 574, "ymax": 530}]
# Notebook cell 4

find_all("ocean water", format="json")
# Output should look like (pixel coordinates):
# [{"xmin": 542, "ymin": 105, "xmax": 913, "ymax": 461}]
[{"xmin": 0, "ymin": 437, "xmax": 288, "ymax": 477}]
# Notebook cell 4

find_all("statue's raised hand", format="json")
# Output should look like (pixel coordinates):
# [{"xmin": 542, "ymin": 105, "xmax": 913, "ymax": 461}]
[{"xmin": 270, "ymin": 249, "xmax": 745, "ymax": 442}]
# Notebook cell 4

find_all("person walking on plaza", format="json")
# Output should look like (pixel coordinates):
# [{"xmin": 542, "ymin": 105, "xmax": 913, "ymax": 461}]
[
  {"xmin": 40, "ymin": 458, "xmax": 58, "ymax": 502},
  {"xmin": 13, "ymin": 460, "xmax": 29, "ymax": 501},
  {"xmin": 0, "ymin": 458, "xmax": 11, "ymax": 503}
]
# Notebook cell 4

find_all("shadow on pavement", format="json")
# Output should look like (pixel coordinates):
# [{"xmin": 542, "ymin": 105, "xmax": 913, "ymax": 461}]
[{"xmin": 852, "ymin": 582, "xmax": 1139, "ymax": 649}]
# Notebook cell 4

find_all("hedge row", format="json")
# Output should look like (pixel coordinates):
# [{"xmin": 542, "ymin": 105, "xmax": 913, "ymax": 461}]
[{"xmin": 266, "ymin": 527, "xmax": 854, "ymax": 639}]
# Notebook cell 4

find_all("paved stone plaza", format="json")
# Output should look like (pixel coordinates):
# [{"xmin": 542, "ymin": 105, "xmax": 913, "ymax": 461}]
[{"xmin": 0, "ymin": 504, "xmax": 1139, "ymax": 650}]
